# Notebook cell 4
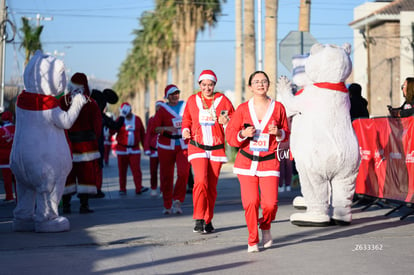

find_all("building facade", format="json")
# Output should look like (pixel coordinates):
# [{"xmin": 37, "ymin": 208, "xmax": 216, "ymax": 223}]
[{"xmin": 350, "ymin": 0, "xmax": 414, "ymax": 116}]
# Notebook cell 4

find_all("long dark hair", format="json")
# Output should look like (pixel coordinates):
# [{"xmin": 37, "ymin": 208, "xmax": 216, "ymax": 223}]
[{"xmin": 405, "ymin": 77, "xmax": 414, "ymax": 103}]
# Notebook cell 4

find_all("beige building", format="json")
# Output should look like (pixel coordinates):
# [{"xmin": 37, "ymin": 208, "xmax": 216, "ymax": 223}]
[{"xmin": 349, "ymin": 0, "xmax": 414, "ymax": 116}]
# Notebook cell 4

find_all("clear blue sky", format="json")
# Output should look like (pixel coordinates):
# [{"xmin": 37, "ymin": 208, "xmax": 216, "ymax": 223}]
[{"xmin": 5, "ymin": 0, "xmax": 371, "ymax": 91}]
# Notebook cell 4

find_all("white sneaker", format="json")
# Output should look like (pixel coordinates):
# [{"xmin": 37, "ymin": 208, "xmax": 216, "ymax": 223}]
[
  {"xmin": 162, "ymin": 208, "xmax": 171, "ymax": 215},
  {"xmin": 247, "ymin": 244, "xmax": 259, "ymax": 253},
  {"xmin": 286, "ymin": 185, "xmax": 291, "ymax": 192},
  {"xmin": 261, "ymin": 229, "xmax": 273, "ymax": 248},
  {"xmin": 172, "ymin": 200, "xmax": 183, "ymax": 214},
  {"xmin": 150, "ymin": 189, "xmax": 158, "ymax": 197},
  {"xmin": 278, "ymin": 185, "xmax": 285, "ymax": 192}
]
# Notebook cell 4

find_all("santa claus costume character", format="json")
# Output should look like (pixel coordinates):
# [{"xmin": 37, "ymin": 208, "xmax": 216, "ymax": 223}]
[
  {"xmin": 144, "ymin": 100, "xmax": 163, "ymax": 197},
  {"xmin": 153, "ymin": 85, "xmax": 190, "ymax": 214},
  {"xmin": 60, "ymin": 72, "xmax": 102, "ymax": 214},
  {"xmin": 225, "ymin": 71, "xmax": 290, "ymax": 252},
  {"xmin": 0, "ymin": 111, "xmax": 16, "ymax": 202},
  {"xmin": 182, "ymin": 70, "xmax": 235, "ymax": 233},
  {"xmin": 113, "ymin": 102, "xmax": 148, "ymax": 195}
]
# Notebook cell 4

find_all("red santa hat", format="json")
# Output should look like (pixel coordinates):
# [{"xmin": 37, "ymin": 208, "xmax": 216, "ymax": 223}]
[
  {"xmin": 198, "ymin": 69, "xmax": 217, "ymax": 83},
  {"xmin": 119, "ymin": 102, "xmax": 132, "ymax": 115},
  {"xmin": 120, "ymin": 102, "xmax": 131, "ymax": 109},
  {"xmin": 70, "ymin": 72, "xmax": 90, "ymax": 96},
  {"xmin": 164, "ymin": 84, "xmax": 180, "ymax": 99},
  {"xmin": 1, "ymin": 111, "xmax": 12, "ymax": 122}
]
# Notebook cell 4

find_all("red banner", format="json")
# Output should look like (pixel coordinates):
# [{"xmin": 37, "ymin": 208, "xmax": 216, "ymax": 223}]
[{"xmin": 352, "ymin": 117, "xmax": 414, "ymax": 203}]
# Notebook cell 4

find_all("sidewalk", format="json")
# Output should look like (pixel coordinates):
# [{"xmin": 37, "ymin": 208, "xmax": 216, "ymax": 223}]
[{"xmin": 0, "ymin": 156, "xmax": 413, "ymax": 275}]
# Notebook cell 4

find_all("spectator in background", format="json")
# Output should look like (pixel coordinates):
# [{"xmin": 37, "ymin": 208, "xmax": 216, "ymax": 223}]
[
  {"xmin": 153, "ymin": 85, "xmax": 189, "ymax": 214},
  {"xmin": 144, "ymin": 100, "xmax": 163, "ymax": 197},
  {"xmin": 113, "ymin": 102, "xmax": 148, "ymax": 195},
  {"xmin": 388, "ymin": 77, "xmax": 414, "ymax": 118},
  {"xmin": 0, "ymin": 111, "xmax": 16, "ymax": 202},
  {"xmin": 91, "ymin": 88, "xmax": 124, "ymax": 198},
  {"xmin": 103, "ymin": 112, "xmax": 116, "ymax": 166},
  {"xmin": 349, "ymin": 83, "xmax": 369, "ymax": 120},
  {"xmin": 278, "ymin": 117, "xmax": 293, "ymax": 193}
]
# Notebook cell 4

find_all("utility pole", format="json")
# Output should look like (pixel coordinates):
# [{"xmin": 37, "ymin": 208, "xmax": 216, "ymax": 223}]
[
  {"xmin": 24, "ymin": 13, "xmax": 53, "ymax": 27},
  {"xmin": 257, "ymin": 0, "xmax": 262, "ymax": 71},
  {"xmin": 298, "ymin": 0, "xmax": 311, "ymax": 55},
  {"xmin": 299, "ymin": 0, "xmax": 310, "ymax": 32},
  {"xmin": 0, "ymin": 0, "xmax": 6, "ymax": 112}
]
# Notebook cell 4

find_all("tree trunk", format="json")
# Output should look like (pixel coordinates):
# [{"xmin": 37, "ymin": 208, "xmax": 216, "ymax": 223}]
[
  {"xmin": 243, "ymin": 0, "xmax": 256, "ymax": 101},
  {"xmin": 264, "ymin": 0, "xmax": 278, "ymax": 99},
  {"xmin": 184, "ymin": 26, "xmax": 197, "ymax": 100},
  {"xmin": 234, "ymin": 0, "xmax": 243, "ymax": 107},
  {"xmin": 148, "ymin": 79, "xmax": 156, "ymax": 120}
]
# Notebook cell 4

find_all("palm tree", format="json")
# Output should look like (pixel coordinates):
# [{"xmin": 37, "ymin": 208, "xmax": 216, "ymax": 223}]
[
  {"xmin": 264, "ymin": 0, "xmax": 278, "ymax": 99},
  {"xmin": 234, "ymin": 0, "xmax": 243, "ymax": 107},
  {"xmin": 174, "ymin": 0, "xmax": 223, "ymax": 100},
  {"xmin": 20, "ymin": 17, "xmax": 43, "ymax": 65},
  {"xmin": 115, "ymin": 0, "xmax": 225, "ymax": 114},
  {"xmin": 243, "ymin": 0, "xmax": 256, "ymax": 101}
]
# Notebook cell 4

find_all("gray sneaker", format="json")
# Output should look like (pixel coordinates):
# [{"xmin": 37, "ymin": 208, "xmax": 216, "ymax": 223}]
[
  {"xmin": 193, "ymin": 219, "xmax": 205, "ymax": 233},
  {"xmin": 172, "ymin": 200, "xmax": 183, "ymax": 214}
]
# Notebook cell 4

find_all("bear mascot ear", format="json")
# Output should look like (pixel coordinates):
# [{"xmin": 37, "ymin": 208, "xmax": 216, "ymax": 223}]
[{"xmin": 103, "ymin": 89, "xmax": 119, "ymax": 104}]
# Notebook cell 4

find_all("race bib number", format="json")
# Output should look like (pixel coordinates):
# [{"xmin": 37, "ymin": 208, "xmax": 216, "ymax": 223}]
[
  {"xmin": 249, "ymin": 131, "xmax": 269, "ymax": 152},
  {"xmin": 172, "ymin": 117, "xmax": 182, "ymax": 128},
  {"xmin": 199, "ymin": 109, "xmax": 215, "ymax": 126},
  {"xmin": 125, "ymin": 124, "xmax": 135, "ymax": 131}
]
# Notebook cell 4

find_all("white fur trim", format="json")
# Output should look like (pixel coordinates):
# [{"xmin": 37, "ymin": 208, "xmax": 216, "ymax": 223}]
[
  {"xmin": 165, "ymin": 86, "xmax": 179, "ymax": 98},
  {"xmin": 72, "ymin": 152, "xmax": 101, "ymax": 162},
  {"xmin": 116, "ymin": 149, "xmax": 141, "ymax": 155},
  {"xmin": 233, "ymin": 167, "xmax": 280, "ymax": 177},
  {"xmin": 237, "ymin": 130, "xmax": 248, "ymax": 142},
  {"xmin": 188, "ymin": 152, "xmax": 227, "ymax": 163},
  {"xmin": 198, "ymin": 74, "xmax": 217, "ymax": 83}
]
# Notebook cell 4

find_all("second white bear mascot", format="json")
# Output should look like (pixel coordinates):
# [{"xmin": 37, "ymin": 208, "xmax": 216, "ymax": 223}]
[{"xmin": 11, "ymin": 51, "xmax": 86, "ymax": 232}]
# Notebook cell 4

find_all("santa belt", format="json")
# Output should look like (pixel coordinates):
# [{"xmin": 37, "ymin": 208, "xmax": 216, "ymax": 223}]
[
  {"xmin": 240, "ymin": 149, "xmax": 275, "ymax": 162},
  {"xmin": 150, "ymin": 146, "xmax": 157, "ymax": 151},
  {"xmin": 68, "ymin": 131, "xmax": 97, "ymax": 143},
  {"xmin": 190, "ymin": 140, "xmax": 224, "ymax": 151},
  {"xmin": 162, "ymin": 132, "xmax": 182, "ymax": 139},
  {"xmin": 118, "ymin": 143, "xmax": 137, "ymax": 148}
]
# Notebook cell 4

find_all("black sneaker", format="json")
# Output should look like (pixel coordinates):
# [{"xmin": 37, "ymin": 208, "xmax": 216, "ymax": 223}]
[
  {"xmin": 204, "ymin": 222, "xmax": 215, "ymax": 233},
  {"xmin": 136, "ymin": 187, "xmax": 149, "ymax": 195},
  {"xmin": 193, "ymin": 219, "xmax": 205, "ymax": 233},
  {"xmin": 79, "ymin": 206, "xmax": 94, "ymax": 214},
  {"xmin": 91, "ymin": 190, "xmax": 105, "ymax": 199}
]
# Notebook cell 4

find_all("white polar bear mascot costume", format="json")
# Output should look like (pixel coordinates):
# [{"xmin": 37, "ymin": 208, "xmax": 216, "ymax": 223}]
[
  {"xmin": 278, "ymin": 43, "xmax": 360, "ymax": 226},
  {"xmin": 10, "ymin": 51, "xmax": 86, "ymax": 232}
]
